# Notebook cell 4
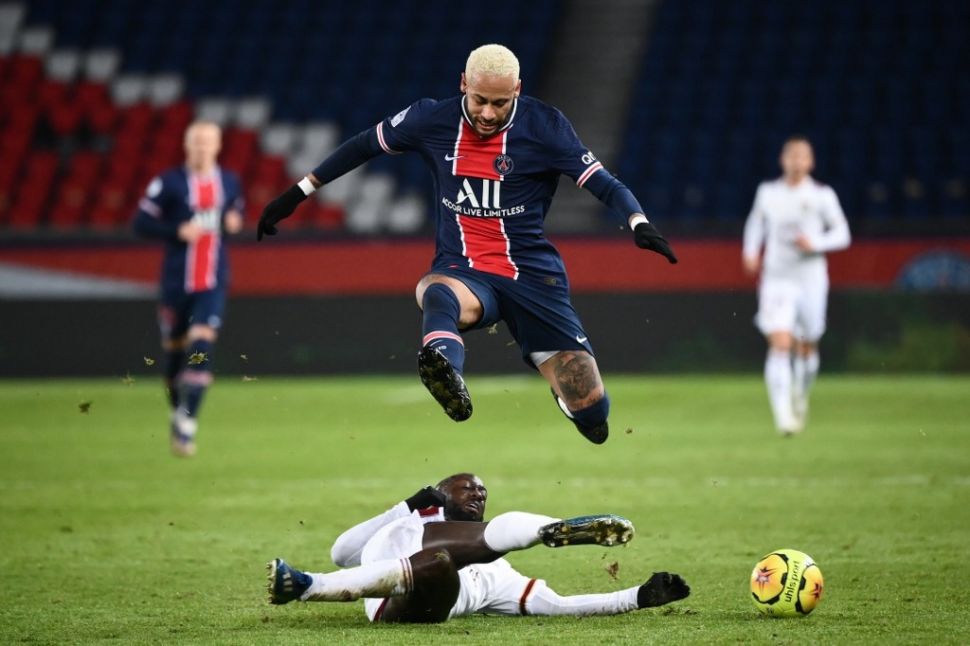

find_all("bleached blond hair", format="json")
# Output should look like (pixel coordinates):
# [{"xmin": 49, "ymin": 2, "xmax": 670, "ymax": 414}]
[
  {"xmin": 184, "ymin": 120, "xmax": 222, "ymax": 145},
  {"xmin": 465, "ymin": 44, "xmax": 520, "ymax": 81}
]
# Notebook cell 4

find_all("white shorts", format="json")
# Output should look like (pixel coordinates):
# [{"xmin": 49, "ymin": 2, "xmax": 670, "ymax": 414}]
[
  {"xmin": 756, "ymin": 277, "xmax": 829, "ymax": 342},
  {"xmin": 358, "ymin": 516, "xmax": 538, "ymax": 621},
  {"xmin": 361, "ymin": 516, "xmax": 426, "ymax": 622}
]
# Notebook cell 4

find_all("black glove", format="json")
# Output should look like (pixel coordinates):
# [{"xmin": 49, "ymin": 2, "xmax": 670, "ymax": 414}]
[
  {"xmin": 634, "ymin": 221, "xmax": 678, "ymax": 264},
  {"xmin": 404, "ymin": 485, "xmax": 446, "ymax": 512},
  {"xmin": 637, "ymin": 572, "xmax": 691, "ymax": 608},
  {"xmin": 257, "ymin": 185, "xmax": 308, "ymax": 241}
]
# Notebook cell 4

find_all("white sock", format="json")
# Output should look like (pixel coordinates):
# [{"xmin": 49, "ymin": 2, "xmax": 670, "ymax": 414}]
[
  {"xmin": 765, "ymin": 349, "xmax": 796, "ymax": 429},
  {"xmin": 301, "ymin": 558, "xmax": 411, "ymax": 602},
  {"xmin": 793, "ymin": 352, "xmax": 820, "ymax": 403},
  {"xmin": 483, "ymin": 511, "xmax": 560, "ymax": 553},
  {"xmin": 804, "ymin": 351, "xmax": 820, "ymax": 393}
]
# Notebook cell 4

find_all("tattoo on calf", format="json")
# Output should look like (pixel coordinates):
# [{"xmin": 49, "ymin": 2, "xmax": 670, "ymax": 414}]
[{"xmin": 553, "ymin": 353, "xmax": 598, "ymax": 402}]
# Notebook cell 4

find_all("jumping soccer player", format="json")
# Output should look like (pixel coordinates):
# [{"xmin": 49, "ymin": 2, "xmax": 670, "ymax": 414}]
[
  {"xmin": 133, "ymin": 121, "xmax": 244, "ymax": 456},
  {"xmin": 257, "ymin": 44, "xmax": 677, "ymax": 444},
  {"xmin": 742, "ymin": 136, "xmax": 851, "ymax": 435},
  {"xmin": 267, "ymin": 473, "xmax": 690, "ymax": 622}
]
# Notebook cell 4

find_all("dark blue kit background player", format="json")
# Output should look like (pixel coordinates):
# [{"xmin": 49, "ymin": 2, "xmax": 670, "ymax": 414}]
[
  {"xmin": 133, "ymin": 121, "xmax": 244, "ymax": 457},
  {"xmin": 257, "ymin": 45, "xmax": 676, "ymax": 444}
]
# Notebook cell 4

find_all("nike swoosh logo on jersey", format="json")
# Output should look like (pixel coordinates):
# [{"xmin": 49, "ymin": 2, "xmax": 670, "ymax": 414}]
[
  {"xmin": 444, "ymin": 154, "xmax": 465, "ymax": 161},
  {"xmin": 576, "ymin": 335, "xmax": 588, "ymax": 343}
]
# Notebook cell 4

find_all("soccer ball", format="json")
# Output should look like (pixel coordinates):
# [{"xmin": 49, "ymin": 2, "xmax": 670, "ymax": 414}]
[{"xmin": 750, "ymin": 548, "xmax": 824, "ymax": 617}]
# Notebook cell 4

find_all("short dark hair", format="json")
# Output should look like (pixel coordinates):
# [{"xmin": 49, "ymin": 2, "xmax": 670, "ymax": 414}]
[{"xmin": 435, "ymin": 472, "xmax": 478, "ymax": 492}]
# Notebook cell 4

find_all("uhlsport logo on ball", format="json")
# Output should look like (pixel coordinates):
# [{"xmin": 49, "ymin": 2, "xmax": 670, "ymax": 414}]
[{"xmin": 750, "ymin": 548, "xmax": 824, "ymax": 617}]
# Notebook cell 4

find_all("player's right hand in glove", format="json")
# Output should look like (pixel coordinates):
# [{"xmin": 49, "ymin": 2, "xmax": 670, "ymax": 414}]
[
  {"xmin": 405, "ymin": 485, "xmax": 447, "ymax": 511},
  {"xmin": 257, "ymin": 184, "xmax": 308, "ymax": 241},
  {"xmin": 634, "ymin": 220, "xmax": 678, "ymax": 264}
]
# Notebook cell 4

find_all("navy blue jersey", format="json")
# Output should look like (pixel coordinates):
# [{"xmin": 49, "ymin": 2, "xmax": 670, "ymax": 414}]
[
  {"xmin": 133, "ymin": 167, "xmax": 244, "ymax": 294},
  {"xmin": 374, "ymin": 96, "xmax": 613, "ymax": 282}
]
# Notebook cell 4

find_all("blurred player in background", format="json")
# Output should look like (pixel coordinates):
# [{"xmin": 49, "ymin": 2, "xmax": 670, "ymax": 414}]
[
  {"xmin": 267, "ymin": 473, "xmax": 689, "ymax": 622},
  {"xmin": 257, "ymin": 44, "xmax": 677, "ymax": 445},
  {"xmin": 133, "ymin": 121, "xmax": 245, "ymax": 456},
  {"xmin": 742, "ymin": 136, "xmax": 851, "ymax": 435}
]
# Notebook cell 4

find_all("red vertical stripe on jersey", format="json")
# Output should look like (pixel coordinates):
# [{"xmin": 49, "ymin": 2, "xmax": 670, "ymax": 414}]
[
  {"xmin": 185, "ymin": 174, "xmax": 220, "ymax": 292},
  {"xmin": 451, "ymin": 120, "xmax": 517, "ymax": 278},
  {"xmin": 456, "ymin": 214, "xmax": 518, "ymax": 279},
  {"xmin": 453, "ymin": 120, "xmax": 503, "ymax": 180}
]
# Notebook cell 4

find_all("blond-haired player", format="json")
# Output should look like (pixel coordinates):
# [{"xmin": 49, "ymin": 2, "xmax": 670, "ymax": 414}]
[
  {"xmin": 257, "ymin": 44, "xmax": 677, "ymax": 444},
  {"xmin": 742, "ymin": 136, "xmax": 851, "ymax": 434},
  {"xmin": 133, "ymin": 121, "xmax": 245, "ymax": 456}
]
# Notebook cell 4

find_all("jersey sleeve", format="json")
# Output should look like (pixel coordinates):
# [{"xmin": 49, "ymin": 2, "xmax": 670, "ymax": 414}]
[
  {"xmin": 810, "ymin": 186, "xmax": 851, "ymax": 253},
  {"xmin": 226, "ymin": 172, "xmax": 245, "ymax": 215},
  {"xmin": 742, "ymin": 183, "xmax": 768, "ymax": 259},
  {"xmin": 374, "ymin": 98, "xmax": 437, "ymax": 155},
  {"xmin": 132, "ymin": 173, "xmax": 179, "ymax": 240},
  {"xmin": 329, "ymin": 501, "xmax": 413, "ymax": 568},
  {"xmin": 544, "ymin": 109, "xmax": 605, "ymax": 188}
]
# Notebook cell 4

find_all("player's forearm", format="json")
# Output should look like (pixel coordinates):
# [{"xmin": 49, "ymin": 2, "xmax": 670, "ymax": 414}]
[
  {"xmin": 329, "ymin": 501, "xmax": 412, "ymax": 568},
  {"xmin": 525, "ymin": 584, "xmax": 640, "ymax": 616},
  {"xmin": 810, "ymin": 222, "xmax": 851, "ymax": 253},
  {"xmin": 308, "ymin": 127, "xmax": 384, "ymax": 187},
  {"xmin": 132, "ymin": 210, "xmax": 179, "ymax": 241},
  {"xmin": 741, "ymin": 214, "xmax": 765, "ymax": 259},
  {"xmin": 582, "ymin": 172, "xmax": 645, "ymax": 225}
]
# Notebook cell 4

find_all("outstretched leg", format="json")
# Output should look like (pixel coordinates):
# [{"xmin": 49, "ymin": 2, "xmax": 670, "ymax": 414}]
[
  {"xmin": 539, "ymin": 351, "xmax": 610, "ymax": 444},
  {"xmin": 267, "ymin": 512, "xmax": 635, "ymax": 620}
]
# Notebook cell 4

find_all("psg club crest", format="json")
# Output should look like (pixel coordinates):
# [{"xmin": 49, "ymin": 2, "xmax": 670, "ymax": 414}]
[{"xmin": 494, "ymin": 154, "xmax": 514, "ymax": 176}]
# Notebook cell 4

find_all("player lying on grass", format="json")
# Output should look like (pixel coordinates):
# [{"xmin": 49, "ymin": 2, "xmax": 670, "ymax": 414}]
[
  {"xmin": 267, "ymin": 473, "xmax": 689, "ymax": 622},
  {"xmin": 257, "ymin": 44, "xmax": 677, "ymax": 444}
]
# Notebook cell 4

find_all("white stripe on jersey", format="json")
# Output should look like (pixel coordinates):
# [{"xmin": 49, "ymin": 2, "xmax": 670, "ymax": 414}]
[
  {"xmin": 376, "ymin": 122, "xmax": 400, "ymax": 155},
  {"xmin": 576, "ymin": 161, "xmax": 604, "ymax": 187},
  {"xmin": 454, "ymin": 213, "xmax": 473, "ymax": 269},
  {"xmin": 499, "ymin": 217, "xmax": 520, "ymax": 280},
  {"xmin": 451, "ymin": 118, "xmax": 463, "ymax": 176}
]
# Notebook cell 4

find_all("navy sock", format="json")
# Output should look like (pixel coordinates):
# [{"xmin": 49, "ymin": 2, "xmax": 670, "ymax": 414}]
[
  {"xmin": 178, "ymin": 339, "xmax": 214, "ymax": 418},
  {"xmin": 421, "ymin": 283, "xmax": 466, "ymax": 374},
  {"xmin": 570, "ymin": 393, "xmax": 610, "ymax": 429},
  {"xmin": 164, "ymin": 349, "xmax": 185, "ymax": 410}
]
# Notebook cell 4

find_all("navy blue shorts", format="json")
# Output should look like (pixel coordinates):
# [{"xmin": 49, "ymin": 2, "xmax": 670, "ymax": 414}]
[
  {"xmin": 430, "ymin": 267, "xmax": 593, "ymax": 368},
  {"xmin": 157, "ymin": 288, "xmax": 227, "ymax": 341}
]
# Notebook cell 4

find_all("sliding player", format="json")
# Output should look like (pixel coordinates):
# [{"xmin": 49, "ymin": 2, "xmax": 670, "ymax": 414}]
[{"xmin": 267, "ymin": 473, "xmax": 689, "ymax": 622}]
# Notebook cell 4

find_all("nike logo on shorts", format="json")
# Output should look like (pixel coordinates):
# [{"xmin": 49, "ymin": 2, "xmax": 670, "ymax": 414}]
[{"xmin": 576, "ymin": 335, "xmax": 588, "ymax": 343}]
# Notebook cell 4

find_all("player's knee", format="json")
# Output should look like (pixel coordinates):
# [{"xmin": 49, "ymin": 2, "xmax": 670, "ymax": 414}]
[
  {"xmin": 188, "ymin": 324, "xmax": 218, "ymax": 342},
  {"xmin": 410, "ymin": 548, "xmax": 460, "ymax": 591},
  {"xmin": 570, "ymin": 392, "xmax": 610, "ymax": 428}
]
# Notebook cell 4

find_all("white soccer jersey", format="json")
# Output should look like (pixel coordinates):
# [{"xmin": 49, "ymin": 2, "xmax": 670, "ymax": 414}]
[{"xmin": 742, "ymin": 177, "xmax": 851, "ymax": 282}]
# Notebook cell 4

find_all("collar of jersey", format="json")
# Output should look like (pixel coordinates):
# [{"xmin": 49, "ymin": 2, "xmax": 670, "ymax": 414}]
[{"xmin": 460, "ymin": 96, "xmax": 518, "ymax": 137}]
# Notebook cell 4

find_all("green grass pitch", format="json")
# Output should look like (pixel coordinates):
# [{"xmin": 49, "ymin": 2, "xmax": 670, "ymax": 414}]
[{"xmin": 1, "ymin": 374, "xmax": 968, "ymax": 645}]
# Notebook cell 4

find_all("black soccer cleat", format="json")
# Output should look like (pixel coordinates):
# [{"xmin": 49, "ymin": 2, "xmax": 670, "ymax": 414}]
[
  {"xmin": 418, "ymin": 346, "xmax": 473, "ymax": 422},
  {"xmin": 267, "ymin": 558, "xmax": 311, "ymax": 605},
  {"xmin": 538, "ymin": 514, "xmax": 635, "ymax": 548},
  {"xmin": 550, "ymin": 388, "xmax": 609, "ymax": 445},
  {"xmin": 637, "ymin": 572, "xmax": 691, "ymax": 608}
]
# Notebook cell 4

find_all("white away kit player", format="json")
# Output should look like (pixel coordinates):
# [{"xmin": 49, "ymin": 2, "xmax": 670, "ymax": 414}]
[{"xmin": 742, "ymin": 136, "xmax": 851, "ymax": 434}]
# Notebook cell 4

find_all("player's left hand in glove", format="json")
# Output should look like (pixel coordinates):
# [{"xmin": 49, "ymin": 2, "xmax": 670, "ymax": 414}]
[
  {"xmin": 637, "ymin": 571, "xmax": 691, "ymax": 608},
  {"xmin": 405, "ymin": 485, "xmax": 447, "ymax": 511},
  {"xmin": 257, "ymin": 185, "xmax": 308, "ymax": 241},
  {"xmin": 634, "ymin": 221, "xmax": 678, "ymax": 264}
]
